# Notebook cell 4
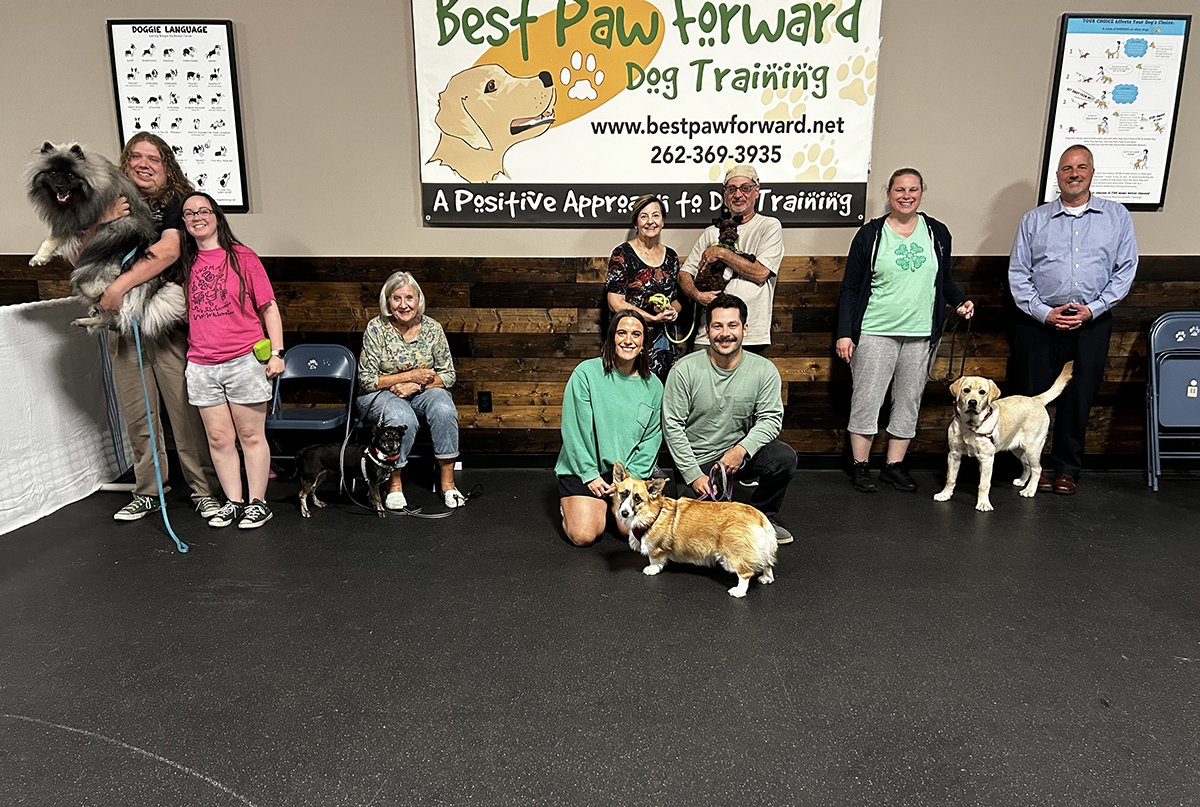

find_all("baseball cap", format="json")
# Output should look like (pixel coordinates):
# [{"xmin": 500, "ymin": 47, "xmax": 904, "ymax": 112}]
[{"xmin": 724, "ymin": 164, "xmax": 759, "ymax": 185}]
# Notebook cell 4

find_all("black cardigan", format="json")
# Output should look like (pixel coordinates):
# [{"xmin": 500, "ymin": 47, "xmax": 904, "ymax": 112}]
[{"xmin": 836, "ymin": 212, "xmax": 968, "ymax": 343}]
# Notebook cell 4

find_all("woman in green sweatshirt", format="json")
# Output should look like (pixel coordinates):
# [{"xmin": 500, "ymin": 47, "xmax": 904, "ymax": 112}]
[{"xmin": 555, "ymin": 310, "xmax": 664, "ymax": 546}]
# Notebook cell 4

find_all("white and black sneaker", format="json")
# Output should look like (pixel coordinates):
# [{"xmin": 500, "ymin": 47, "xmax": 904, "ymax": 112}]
[
  {"xmin": 237, "ymin": 499, "xmax": 273, "ymax": 529},
  {"xmin": 208, "ymin": 500, "xmax": 244, "ymax": 528}
]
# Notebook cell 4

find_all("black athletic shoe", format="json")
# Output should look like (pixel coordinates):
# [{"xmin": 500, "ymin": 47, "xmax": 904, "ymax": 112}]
[
  {"xmin": 879, "ymin": 461, "xmax": 918, "ymax": 492},
  {"xmin": 850, "ymin": 461, "xmax": 876, "ymax": 493}
]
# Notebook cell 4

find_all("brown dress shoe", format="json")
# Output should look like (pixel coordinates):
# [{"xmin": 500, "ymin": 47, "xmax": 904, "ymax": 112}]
[
  {"xmin": 1038, "ymin": 473, "xmax": 1053, "ymax": 492},
  {"xmin": 1052, "ymin": 473, "xmax": 1077, "ymax": 495}
]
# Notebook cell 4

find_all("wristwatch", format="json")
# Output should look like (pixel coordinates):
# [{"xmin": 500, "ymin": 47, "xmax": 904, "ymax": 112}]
[{"xmin": 272, "ymin": 349, "xmax": 285, "ymax": 358}]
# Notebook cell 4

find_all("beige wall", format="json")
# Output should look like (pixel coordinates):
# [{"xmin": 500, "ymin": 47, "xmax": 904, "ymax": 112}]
[{"xmin": 2, "ymin": 0, "xmax": 1195, "ymax": 258}]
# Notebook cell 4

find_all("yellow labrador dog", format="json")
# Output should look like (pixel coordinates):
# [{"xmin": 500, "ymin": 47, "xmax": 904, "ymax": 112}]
[
  {"xmin": 934, "ymin": 362, "xmax": 1073, "ymax": 511},
  {"xmin": 428, "ymin": 64, "xmax": 556, "ymax": 183}
]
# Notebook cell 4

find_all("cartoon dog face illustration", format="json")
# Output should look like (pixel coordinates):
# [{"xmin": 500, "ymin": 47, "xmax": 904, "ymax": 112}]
[{"xmin": 428, "ymin": 64, "xmax": 556, "ymax": 183}]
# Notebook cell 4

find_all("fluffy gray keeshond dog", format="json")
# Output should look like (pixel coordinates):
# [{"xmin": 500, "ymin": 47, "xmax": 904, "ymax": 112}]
[{"xmin": 26, "ymin": 141, "xmax": 185, "ymax": 337}]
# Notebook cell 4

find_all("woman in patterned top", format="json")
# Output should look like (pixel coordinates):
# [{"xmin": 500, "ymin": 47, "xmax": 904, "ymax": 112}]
[
  {"xmin": 605, "ymin": 194, "xmax": 682, "ymax": 381},
  {"xmin": 357, "ymin": 271, "xmax": 466, "ymax": 510}
]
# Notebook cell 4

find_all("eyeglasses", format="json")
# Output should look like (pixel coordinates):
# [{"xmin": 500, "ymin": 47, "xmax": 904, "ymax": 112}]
[
  {"xmin": 724, "ymin": 183, "xmax": 756, "ymax": 195},
  {"xmin": 182, "ymin": 208, "xmax": 214, "ymax": 220}
]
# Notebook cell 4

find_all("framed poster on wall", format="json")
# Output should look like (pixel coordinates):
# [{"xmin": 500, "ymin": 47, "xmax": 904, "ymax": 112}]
[
  {"xmin": 1040, "ymin": 14, "xmax": 1191, "ymax": 210},
  {"xmin": 107, "ymin": 19, "xmax": 250, "ymax": 212},
  {"xmin": 411, "ymin": 0, "xmax": 882, "ymax": 226}
]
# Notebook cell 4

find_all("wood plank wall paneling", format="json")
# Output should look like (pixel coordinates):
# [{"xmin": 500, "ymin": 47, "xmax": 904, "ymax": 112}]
[{"xmin": 2, "ymin": 253, "xmax": 1196, "ymax": 457}]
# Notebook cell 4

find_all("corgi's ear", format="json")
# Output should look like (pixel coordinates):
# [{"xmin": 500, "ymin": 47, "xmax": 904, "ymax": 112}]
[
  {"xmin": 647, "ymin": 477, "xmax": 667, "ymax": 498},
  {"xmin": 987, "ymin": 379, "xmax": 1002, "ymax": 403},
  {"xmin": 613, "ymin": 462, "xmax": 627, "ymax": 483},
  {"xmin": 949, "ymin": 377, "xmax": 965, "ymax": 398}
]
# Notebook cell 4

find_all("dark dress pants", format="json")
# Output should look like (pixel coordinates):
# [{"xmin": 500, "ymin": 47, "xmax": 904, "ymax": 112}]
[{"xmin": 1010, "ymin": 311, "xmax": 1113, "ymax": 478}]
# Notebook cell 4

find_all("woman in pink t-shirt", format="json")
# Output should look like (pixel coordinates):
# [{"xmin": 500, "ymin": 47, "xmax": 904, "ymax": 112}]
[{"xmin": 180, "ymin": 193, "xmax": 285, "ymax": 530}]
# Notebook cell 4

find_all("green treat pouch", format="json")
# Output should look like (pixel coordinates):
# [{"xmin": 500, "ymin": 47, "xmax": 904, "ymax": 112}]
[{"xmin": 252, "ymin": 338, "xmax": 272, "ymax": 362}]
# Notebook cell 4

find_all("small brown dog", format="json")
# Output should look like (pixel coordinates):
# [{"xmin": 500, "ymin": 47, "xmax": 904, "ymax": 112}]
[
  {"xmin": 934, "ymin": 362, "xmax": 1073, "ymax": 511},
  {"xmin": 611, "ymin": 461, "xmax": 777, "ymax": 598}
]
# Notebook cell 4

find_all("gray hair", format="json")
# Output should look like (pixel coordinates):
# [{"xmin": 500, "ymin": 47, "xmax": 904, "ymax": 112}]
[{"xmin": 379, "ymin": 271, "xmax": 426, "ymax": 320}]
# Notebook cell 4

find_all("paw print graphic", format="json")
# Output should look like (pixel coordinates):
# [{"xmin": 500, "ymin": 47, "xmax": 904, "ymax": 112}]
[
  {"xmin": 761, "ymin": 74, "xmax": 809, "ymax": 121},
  {"xmin": 1190, "ymin": 326, "xmax": 1200, "ymax": 337},
  {"xmin": 560, "ymin": 51, "xmax": 604, "ymax": 101},
  {"xmin": 1175, "ymin": 331, "xmax": 1186, "ymax": 342},
  {"xmin": 308, "ymin": 359, "xmax": 319, "ymax": 369},
  {"xmin": 792, "ymin": 138, "xmax": 839, "ymax": 181},
  {"xmin": 836, "ymin": 47, "xmax": 877, "ymax": 106}
]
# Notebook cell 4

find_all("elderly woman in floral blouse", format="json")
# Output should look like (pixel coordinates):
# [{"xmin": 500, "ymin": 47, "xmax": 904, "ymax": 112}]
[{"xmin": 357, "ymin": 271, "xmax": 465, "ymax": 509}]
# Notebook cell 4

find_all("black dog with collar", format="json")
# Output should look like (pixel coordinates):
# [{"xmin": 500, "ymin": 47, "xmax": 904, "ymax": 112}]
[{"xmin": 294, "ymin": 425, "xmax": 407, "ymax": 518}]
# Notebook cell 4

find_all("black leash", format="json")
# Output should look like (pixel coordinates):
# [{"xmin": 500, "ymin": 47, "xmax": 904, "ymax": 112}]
[{"xmin": 927, "ymin": 311, "xmax": 972, "ymax": 385}]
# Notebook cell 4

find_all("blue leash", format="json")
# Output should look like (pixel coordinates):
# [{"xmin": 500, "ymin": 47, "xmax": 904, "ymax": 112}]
[{"xmin": 130, "ymin": 308, "xmax": 188, "ymax": 553}]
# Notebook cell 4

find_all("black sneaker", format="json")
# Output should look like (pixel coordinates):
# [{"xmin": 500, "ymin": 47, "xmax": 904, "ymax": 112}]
[
  {"xmin": 238, "ymin": 499, "xmax": 273, "ymax": 529},
  {"xmin": 208, "ymin": 500, "xmax": 245, "ymax": 528},
  {"xmin": 850, "ymin": 461, "xmax": 876, "ymax": 493},
  {"xmin": 879, "ymin": 461, "xmax": 918, "ymax": 492}
]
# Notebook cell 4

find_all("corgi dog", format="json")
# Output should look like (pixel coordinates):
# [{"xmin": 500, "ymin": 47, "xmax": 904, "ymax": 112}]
[{"xmin": 611, "ymin": 462, "xmax": 777, "ymax": 598}]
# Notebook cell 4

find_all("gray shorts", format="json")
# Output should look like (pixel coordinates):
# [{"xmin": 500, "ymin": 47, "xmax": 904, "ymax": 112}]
[{"xmin": 186, "ymin": 351, "xmax": 273, "ymax": 407}]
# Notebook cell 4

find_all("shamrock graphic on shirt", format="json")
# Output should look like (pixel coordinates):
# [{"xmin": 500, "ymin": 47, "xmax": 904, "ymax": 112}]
[{"xmin": 895, "ymin": 243, "xmax": 926, "ymax": 272}]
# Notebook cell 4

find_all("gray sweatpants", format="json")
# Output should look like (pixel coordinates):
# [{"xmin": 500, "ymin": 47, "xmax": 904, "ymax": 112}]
[{"xmin": 847, "ymin": 334, "xmax": 930, "ymax": 439}]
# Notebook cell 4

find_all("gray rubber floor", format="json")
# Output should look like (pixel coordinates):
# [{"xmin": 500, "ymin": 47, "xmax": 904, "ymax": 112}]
[{"xmin": 1, "ymin": 468, "xmax": 1198, "ymax": 807}]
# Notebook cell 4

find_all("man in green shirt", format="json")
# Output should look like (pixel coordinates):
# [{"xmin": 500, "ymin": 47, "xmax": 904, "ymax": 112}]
[{"xmin": 661, "ymin": 294, "xmax": 796, "ymax": 543}]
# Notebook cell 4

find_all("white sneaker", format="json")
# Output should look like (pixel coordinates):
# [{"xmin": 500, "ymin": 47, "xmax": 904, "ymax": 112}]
[
  {"xmin": 385, "ymin": 491, "xmax": 407, "ymax": 510},
  {"xmin": 443, "ymin": 489, "xmax": 467, "ymax": 508}
]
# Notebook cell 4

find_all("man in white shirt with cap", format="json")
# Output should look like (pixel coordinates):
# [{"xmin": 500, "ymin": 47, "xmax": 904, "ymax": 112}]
[{"xmin": 677, "ymin": 164, "xmax": 785, "ymax": 352}]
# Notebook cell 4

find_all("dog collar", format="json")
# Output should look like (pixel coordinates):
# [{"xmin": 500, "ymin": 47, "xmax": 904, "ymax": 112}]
[
  {"xmin": 958, "ymin": 405, "xmax": 999, "ymax": 442},
  {"xmin": 365, "ymin": 446, "xmax": 401, "ymax": 468}
]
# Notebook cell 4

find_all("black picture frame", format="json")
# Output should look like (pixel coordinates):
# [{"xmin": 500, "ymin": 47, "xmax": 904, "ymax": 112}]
[
  {"xmin": 107, "ymin": 19, "xmax": 250, "ymax": 213},
  {"xmin": 1039, "ymin": 14, "xmax": 1191, "ymax": 211}
]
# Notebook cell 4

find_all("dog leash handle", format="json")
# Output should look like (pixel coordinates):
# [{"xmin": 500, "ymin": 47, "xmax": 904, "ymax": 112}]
[{"xmin": 131, "ymin": 316, "xmax": 188, "ymax": 553}]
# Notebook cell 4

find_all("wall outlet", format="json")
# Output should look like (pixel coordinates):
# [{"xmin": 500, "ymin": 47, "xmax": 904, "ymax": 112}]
[{"xmin": 478, "ymin": 391, "xmax": 492, "ymax": 412}]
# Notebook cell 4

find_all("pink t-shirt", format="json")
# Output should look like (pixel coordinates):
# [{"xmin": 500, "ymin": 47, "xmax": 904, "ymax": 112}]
[{"xmin": 187, "ymin": 244, "xmax": 276, "ymax": 365}]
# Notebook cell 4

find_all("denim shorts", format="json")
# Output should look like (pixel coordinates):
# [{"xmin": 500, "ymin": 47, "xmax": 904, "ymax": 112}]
[{"xmin": 186, "ymin": 351, "xmax": 273, "ymax": 407}]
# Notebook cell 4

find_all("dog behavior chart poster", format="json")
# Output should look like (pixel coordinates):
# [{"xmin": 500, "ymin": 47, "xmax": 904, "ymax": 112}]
[
  {"xmin": 412, "ymin": 0, "xmax": 882, "ymax": 225},
  {"xmin": 107, "ymin": 20, "xmax": 250, "ymax": 212},
  {"xmin": 1040, "ymin": 15, "xmax": 1191, "ymax": 209}
]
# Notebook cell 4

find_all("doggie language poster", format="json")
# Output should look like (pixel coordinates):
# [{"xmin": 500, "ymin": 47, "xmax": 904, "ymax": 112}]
[
  {"xmin": 412, "ymin": 0, "xmax": 882, "ymax": 225},
  {"xmin": 1041, "ymin": 15, "xmax": 1191, "ymax": 208},
  {"xmin": 108, "ymin": 20, "xmax": 249, "ymax": 212}
]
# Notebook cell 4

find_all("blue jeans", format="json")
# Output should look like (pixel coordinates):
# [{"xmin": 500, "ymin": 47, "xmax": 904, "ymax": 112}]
[{"xmin": 355, "ymin": 388, "xmax": 460, "ymax": 466}]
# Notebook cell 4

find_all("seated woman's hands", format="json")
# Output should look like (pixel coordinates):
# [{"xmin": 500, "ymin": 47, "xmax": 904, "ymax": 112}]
[{"xmin": 390, "ymin": 381, "xmax": 422, "ymax": 398}]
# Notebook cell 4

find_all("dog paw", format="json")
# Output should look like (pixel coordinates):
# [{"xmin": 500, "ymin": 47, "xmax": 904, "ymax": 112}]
[
  {"xmin": 727, "ymin": 586, "xmax": 748, "ymax": 598},
  {"xmin": 975, "ymin": 500, "xmax": 994, "ymax": 512},
  {"xmin": 642, "ymin": 565, "xmax": 662, "ymax": 576},
  {"xmin": 300, "ymin": 510, "xmax": 311, "ymax": 518},
  {"xmin": 29, "ymin": 254, "xmax": 51, "ymax": 267},
  {"xmin": 313, "ymin": 499, "xmax": 327, "ymax": 508},
  {"xmin": 933, "ymin": 489, "xmax": 953, "ymax": 502},
  {"xmin": 758, "ymin": 572, "xmax": 775, "ymax": 585},
  {"xmin": 1012, "ymin": 477, "xmax": 1029, "ymax": 487},
  {"xmin": 1019, "ymin": 488, "xmax": 1037, "ymax": 498}
]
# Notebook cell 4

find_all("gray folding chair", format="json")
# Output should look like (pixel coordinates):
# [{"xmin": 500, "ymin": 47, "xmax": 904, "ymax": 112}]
[{"xmin": 1146, "ymin": 311, "xmax": 1200, "ymax": 490}]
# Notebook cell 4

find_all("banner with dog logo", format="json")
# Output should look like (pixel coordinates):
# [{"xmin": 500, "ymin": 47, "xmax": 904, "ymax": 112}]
[{"xmin": 412, "ymin": 0, "xmax": 882, "ymax": 225}]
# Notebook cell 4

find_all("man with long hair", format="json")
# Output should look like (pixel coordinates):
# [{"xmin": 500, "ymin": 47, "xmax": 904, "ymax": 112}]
[{"xmin": 91, "ymin": 133, "xmax": 222, "ymax": 521}]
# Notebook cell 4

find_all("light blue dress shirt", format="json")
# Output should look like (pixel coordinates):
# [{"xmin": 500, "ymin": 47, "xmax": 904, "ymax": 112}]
[{"xmin": 1008, "ymin": 195, "xmax": 1138, "ymax": 323}]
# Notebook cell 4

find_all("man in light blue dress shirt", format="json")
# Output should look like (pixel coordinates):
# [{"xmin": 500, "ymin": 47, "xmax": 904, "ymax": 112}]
[{"xmin": 1008, "ymin": 144, "xmax": 1138, "ymax": 494}]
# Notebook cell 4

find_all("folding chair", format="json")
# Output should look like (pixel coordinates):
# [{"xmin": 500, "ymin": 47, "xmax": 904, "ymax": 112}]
[
  {"xmin": 1146, "ymin": 311, "xmax": 1200, "ymax": 490},
  {"xmin": 265, "ymin": 344, "xmax": 357, "ymax": 465}
]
